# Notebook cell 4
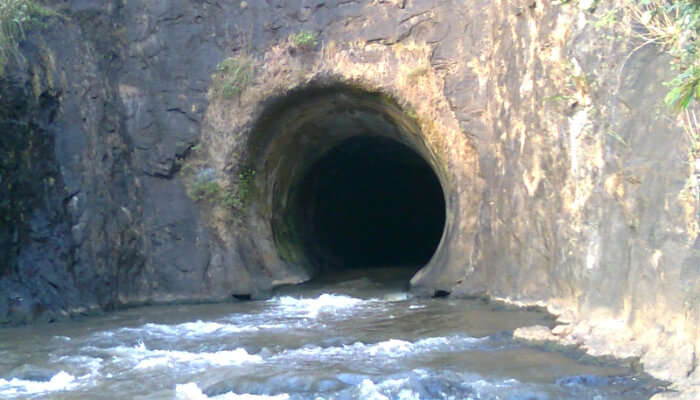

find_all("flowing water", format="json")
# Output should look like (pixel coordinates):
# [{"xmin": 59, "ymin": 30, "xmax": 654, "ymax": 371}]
[{"xmin": 0, "ymin": 267, "xmax": 665, "ymax": 399}]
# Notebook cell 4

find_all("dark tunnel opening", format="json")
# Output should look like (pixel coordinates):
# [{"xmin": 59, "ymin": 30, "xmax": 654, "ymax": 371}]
[
  {"xmin": 250, "ymin": 84, "xmax": 451, "ymax": 283},
  {"xmin": 291, "ymin": 136, "xmax": 446, "ymax": 272}
]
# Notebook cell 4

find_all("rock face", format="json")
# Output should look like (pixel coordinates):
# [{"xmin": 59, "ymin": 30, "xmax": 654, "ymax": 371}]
[{"xmin": 1, "ymin": 0, "xmax": 700, "ymax": 396}]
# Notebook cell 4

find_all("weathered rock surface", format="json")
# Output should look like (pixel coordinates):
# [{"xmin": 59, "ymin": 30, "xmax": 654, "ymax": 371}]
[{"xmin": 1, "ymin": 0, "xmax": 699, "ymax": 397}]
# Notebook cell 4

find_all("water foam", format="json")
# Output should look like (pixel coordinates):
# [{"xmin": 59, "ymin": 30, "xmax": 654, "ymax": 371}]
[
  {"xmin": 175, "ymin": 382, "xmax": 290, "ymax": 400},
  {"xmin": 275, "ymin": 334, "xmax": 487, "ymax": 362},
  {"xmin": 0, "ymin": 371, "xmax": 77, "ymax": 397},
  {"xmin": 105, "ymin": 342, "xmax": 262, "ymax": 370},
  {"xmin": 354, "ymin": 378, "xmax": 421, "ymax": 400},
  {"xmin": 53, "ymin": 355, "xmax": 103, "ymax": 378},
  {"xmin": 119, "ymin": 320, "xmax": 259, "ymax": 338},
  {"xmin": 272, "ymin": 294, "xmax": 367, "ymax": 318}
]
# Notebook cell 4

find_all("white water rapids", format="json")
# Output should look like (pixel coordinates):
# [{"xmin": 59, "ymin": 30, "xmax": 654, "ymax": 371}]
[{"xmin": 0, "ymin": 268, "xmax": 665, "ymax": 399}]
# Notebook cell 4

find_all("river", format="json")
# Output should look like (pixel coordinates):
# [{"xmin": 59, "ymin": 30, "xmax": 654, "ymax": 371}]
[{"xmin": 0, "ymin": 267, "xmax": 665, "ymax": 399}]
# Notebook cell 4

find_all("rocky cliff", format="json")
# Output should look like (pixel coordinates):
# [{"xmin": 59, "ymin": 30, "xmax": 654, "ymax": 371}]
[{"xmin": 1, "ymin": 0, "xmax": 699, "ymax": 397}]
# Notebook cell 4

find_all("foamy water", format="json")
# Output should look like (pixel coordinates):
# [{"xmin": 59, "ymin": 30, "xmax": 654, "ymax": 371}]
[
  {"xmin": 272, "ymin": 294, "xmax": 370, "ymax": 318},
  {"xmin": 272, "ymin": 334, "xmax": 488, "ymax": 363},
  {"xmin": 176, "ymin": 382, "xmax": 291, "ymax": 400},
  {"xmin": 0, "ymin": 371, "xmax": 78, "ymax": 396},
  {"xmin": 109, "ymin": 341, "xmax": 263, "ymax": 370},
  {"xmin": 0, "ymin": 270, "xmax": 665, "ymax": 399},
  {"xmin": 122, "ymin": 320, "xmax": 261, "ymax": 337}
]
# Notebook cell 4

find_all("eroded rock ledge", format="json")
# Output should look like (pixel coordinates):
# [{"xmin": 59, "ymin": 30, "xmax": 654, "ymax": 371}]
[{"xmin": 1, "ymin": 0, "xmax": 699, "ymax": 397}]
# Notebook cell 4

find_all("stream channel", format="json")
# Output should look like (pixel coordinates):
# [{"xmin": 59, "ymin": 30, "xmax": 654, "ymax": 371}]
[{"xmin": 0, "ymin": 267, "xmax": 666, "ymax": 399}]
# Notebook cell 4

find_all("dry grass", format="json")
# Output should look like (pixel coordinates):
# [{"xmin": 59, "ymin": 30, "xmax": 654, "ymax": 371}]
[
  {"xmin": 622, "ymin": 0, "xmax": 680, "ymax": 48},
  {"xmin": 618, "ymin": 1, "xmax": 700, "ymax": 111}
]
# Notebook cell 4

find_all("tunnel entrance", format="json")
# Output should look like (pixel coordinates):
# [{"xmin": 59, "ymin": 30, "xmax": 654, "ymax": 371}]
[
  {"xmin": 249, "ymin": 84, "xmax": 449, "ymax": 281},
  {"xmin": 294, "ymin": 136, "xmax": 446, "ymax": 271}
]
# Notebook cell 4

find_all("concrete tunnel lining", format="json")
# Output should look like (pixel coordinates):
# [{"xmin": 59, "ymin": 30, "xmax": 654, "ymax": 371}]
[{"xmin": 248, "ymin": 84, "xmax": 451, "ymax": 278}]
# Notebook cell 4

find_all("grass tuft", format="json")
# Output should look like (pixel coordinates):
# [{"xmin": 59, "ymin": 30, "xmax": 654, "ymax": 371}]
[
  {"xmin": 186, "ymin": 166, "xmax": 255, "ymax": 211},
  {"xmin": 214, "ymin": 55, "xmax": 254, "ymax": 99}
]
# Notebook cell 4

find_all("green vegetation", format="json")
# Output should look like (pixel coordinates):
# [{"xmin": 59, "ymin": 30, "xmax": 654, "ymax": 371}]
[
  {"xmin": 594, "ymin": 8, "xmax": 618, "ymax": 30},
  {"xmin": 213, "ymin": 55, "xmax": 254, "ymax": 99},
  {"xmin": 190, "ymin": 179, "xmax": 223, "ymax": 202},
  {"xmin": 618, "ymin": 1, "xmax": 700, "ymax": 112},
  {"xmin": 291, "ymin": 30, "xmax": 317, "ymax": 50},
  {"xmin": 615, "ymin": 1, "xmax": 700, "ymax": 202},
  {"xmin": 0, "ymin": 0, "xmax": 54, "ymax": 75},
  {"xmin": 564, "ymin": 1, "xmax": 700, "ymax": 112},
  {"xmin": 187, "ymin": 166, "xmax": 255, "ymax": 212},
  {"xmin": 229, "ymin": 168, "xmax": 255, "ymax": 210},
  {"xmin": 405, "ymin": 108, "xmax": 418, "ymax": 120},
  {"xmin": 666, "ymin": 66, "xmax": 700, "ymax": 112}
]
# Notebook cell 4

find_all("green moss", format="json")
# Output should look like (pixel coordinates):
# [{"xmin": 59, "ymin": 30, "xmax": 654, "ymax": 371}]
[
  {"xmin": 291, "ymin": 30, "xmax": 317, "ymax": 50},
  {"xmin": 229, "ymin": 168, "xmax": 255, "ymax": 210},
  {"xmin": 274, "ymin": 233, "xmax": 298, "ymax": 263},
  {"xmin": 273, "ymin": 213, "xmax": 301, "ymax": 263},
  {"xmin": 0, "ymin": 115, "xmax": 59, "ymax": 276}
]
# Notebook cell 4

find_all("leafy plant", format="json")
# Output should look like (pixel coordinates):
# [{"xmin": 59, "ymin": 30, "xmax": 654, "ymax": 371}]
[
  {"xmin": 666, "ymin": 65, "xmax": 700, "ymax": 111},
  {"xmin": 214, "ymin": 56, "xmax": 254, "ymax": 99},
  {"xmin": 0, "ymin": 0, "xmax": 54, "ymax": 75},
  {"xmin": 291, "ymin": 30, "xmax": 317, "ymax": 50},
  {"xmin": 622, "ymin": 0, "xmax": 700, "ymax": 112}
]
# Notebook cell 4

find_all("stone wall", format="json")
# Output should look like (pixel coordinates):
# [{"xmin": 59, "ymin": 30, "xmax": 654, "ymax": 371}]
[{"xmin": 1, "ymin": 0, "xmax": 698, "ymax": 396}]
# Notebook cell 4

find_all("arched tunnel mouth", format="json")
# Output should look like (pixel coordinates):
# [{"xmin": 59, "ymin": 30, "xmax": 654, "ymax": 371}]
[
  {"xmin": 249, "ymin": 83, "xmax": 449, "ymax": 281},
  {"xmin": 295, "ymin": 135, "xmax": 446, "ymax": 272}
]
